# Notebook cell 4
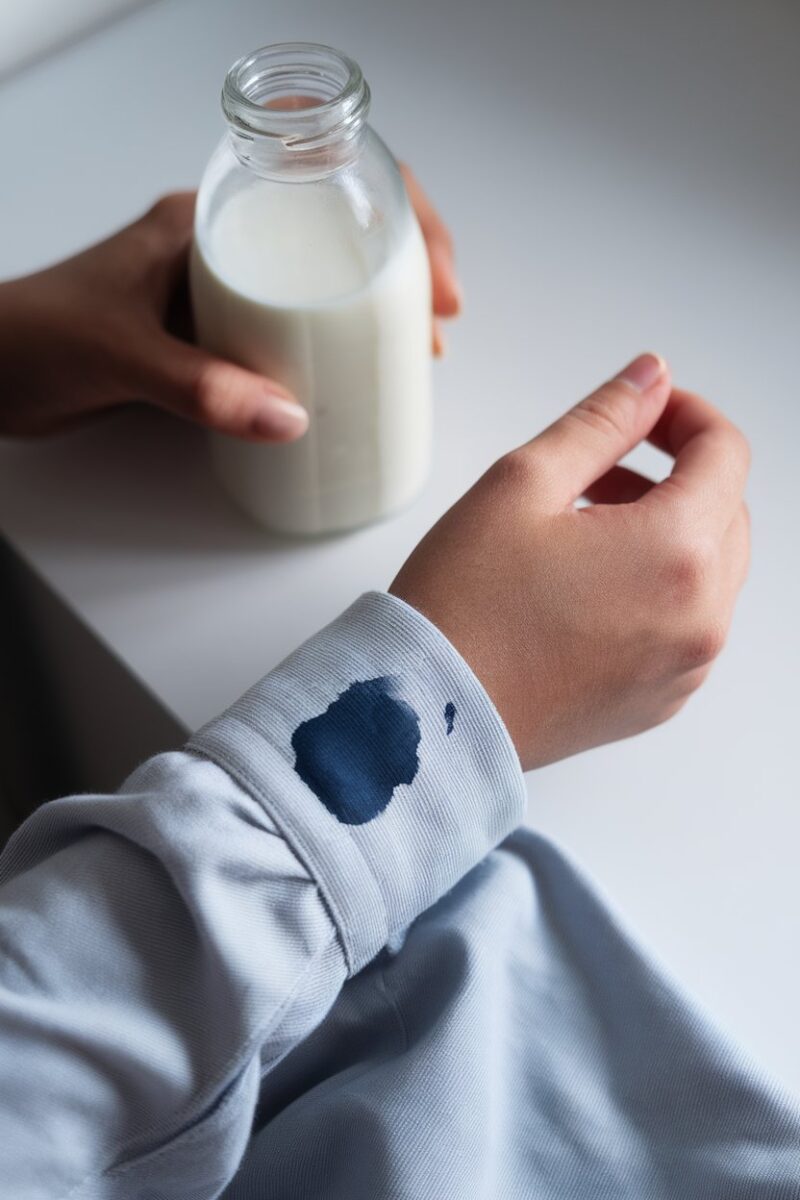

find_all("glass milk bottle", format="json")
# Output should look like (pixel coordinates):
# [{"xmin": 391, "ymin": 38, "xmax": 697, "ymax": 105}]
[{"xmin": 190, "ymin": 42, "xmax": 433, "ymax": 535}]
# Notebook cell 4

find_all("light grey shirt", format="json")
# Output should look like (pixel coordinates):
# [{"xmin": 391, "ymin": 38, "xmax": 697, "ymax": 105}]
[{"xmin": 0, "ymin": 592, "xmax": 797, "ymax": 1198}]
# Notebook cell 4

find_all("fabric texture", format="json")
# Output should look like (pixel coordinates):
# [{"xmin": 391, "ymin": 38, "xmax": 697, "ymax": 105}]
[
  {"xmin": 227, "ymin": 829, "xmax": 800, "ymax": 1199},
  {"xmin": 0, "ymin": 590, "xmax": 797, "ymax": 1198}
]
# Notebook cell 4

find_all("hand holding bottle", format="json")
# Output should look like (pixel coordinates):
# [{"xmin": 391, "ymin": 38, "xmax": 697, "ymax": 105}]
[
  {"xmin": 0, "ymin": 175, "xmax": 459, "ymax": 441},
  {"xmin": 391, "ymin": 354, "xmax": 751, "ymax": 770}
]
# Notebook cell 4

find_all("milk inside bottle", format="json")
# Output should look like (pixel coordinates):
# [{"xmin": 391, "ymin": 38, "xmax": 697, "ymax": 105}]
[{"xmin": 190, "ymin": 43, "xmax": 433, "ymax": 535}]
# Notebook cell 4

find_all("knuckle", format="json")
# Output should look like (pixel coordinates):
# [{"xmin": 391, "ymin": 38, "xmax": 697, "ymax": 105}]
[
  {"xmin": 662, "ymin": 536, "xmax": 715, "ymax": 603},
  {"xmin": 189, "ymin": 360, "xmax": 227, "ymax": 422},
  {"xmin": 731, "ymin": 500, "xmax": 751, "ymax": 535},
  {"xmin": 679, "ymin": 619, "xmax": 727, "ymax": 669},
  {"xmin": 146, "ymin": 193, "xmax": 177, "ymax": 222},
  {"xmin": 727, "ymin": 424, "xmax": 752, "ymax": 471},
  {"xmin": 483, "ymin": 448, "xmax": 538, "ymax": 492},
  {"xmin": 733, "ymin": 501, "xmax": 751, "ymax": 548},
  {"xmin": 144, "ymin": 191, "xmax": 195, "ymax": 232},
  {"xmin": 568, "ymin": 385, "xmax": 633, "ymax": 442},
  {"xmin": 653, "ymin": 698, "xmax": 688, "ymax": 728}
]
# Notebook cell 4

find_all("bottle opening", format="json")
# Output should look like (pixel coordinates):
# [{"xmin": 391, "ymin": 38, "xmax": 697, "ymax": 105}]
[
  {"xmin": 222, "ymin": 42, "xmax": 370, "ymax": 151},
  {"xmin": 263, "ymin": 95, "xmax": 325, "ymax": 112}
]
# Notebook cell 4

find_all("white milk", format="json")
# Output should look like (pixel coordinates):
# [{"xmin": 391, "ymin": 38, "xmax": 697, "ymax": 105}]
[{"xmin": 190, "ymin": 182, "xmax": 432, "ymax": 535}]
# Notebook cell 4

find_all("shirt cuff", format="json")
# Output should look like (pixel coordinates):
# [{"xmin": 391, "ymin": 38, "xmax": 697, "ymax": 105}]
[{"xmin": 187, "ymin": 590, "xmax": 526, "ymax": 975}]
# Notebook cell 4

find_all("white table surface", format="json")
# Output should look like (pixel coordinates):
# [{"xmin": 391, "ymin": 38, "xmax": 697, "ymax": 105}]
[{"xmin": 1, "ymin": 0, "xmax": 798, "ymax": 1094}]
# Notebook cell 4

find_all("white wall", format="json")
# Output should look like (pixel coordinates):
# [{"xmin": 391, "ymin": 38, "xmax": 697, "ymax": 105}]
[{"xmin": 0, "ymin": 0, "xmax": 152, "ymax": 77}]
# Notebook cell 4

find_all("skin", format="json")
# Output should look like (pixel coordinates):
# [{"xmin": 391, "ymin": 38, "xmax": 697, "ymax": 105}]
[
  {"xmin": 0, "ymin": 167, "xmax": 461, "ymax": 441},
  {"xmin": 391, "ymin": 353, "xmax": 751, "ymax": 770}
]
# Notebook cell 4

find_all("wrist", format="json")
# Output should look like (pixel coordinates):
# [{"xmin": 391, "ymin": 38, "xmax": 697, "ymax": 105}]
[
  {"xmin": 388, "ymin": 580, "xmax": 523, "ymax": 761},
  {"xmin": 188, "ymin": 591, "xmax": 527, "ymax": 973}
]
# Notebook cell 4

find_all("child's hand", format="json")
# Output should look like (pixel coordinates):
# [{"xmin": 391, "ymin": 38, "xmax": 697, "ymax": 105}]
[
  {"xmin": 0, "ymin": 173, "xmax": 459, "ymax": 441},
  {"xmin": 392, "ymin": 354, "xmax": 751, "ymax": 770}
]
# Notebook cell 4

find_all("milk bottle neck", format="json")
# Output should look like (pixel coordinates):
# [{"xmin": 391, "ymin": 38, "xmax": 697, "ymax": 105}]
[{"xmin": 222, "ymin": 42, "xmax": 371, "ymax": 182}]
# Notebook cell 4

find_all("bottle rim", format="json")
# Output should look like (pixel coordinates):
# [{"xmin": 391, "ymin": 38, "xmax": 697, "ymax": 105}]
[{"xmin": 222, "ymin": 42, "xmax": 370, "ymax": 151}]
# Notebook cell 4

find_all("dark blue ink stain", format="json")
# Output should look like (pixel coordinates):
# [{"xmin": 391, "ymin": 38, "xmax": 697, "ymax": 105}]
[
  {"xmin": 444, "ymin": 702, "xmax": 457, "ymax": 736},
  {"xmin": 292, "ymin": 677, "xmax": 420, "ymax": 825}
]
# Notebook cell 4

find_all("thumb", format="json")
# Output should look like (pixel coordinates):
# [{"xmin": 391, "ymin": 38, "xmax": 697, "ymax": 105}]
[
  {"xmin": 529, "ymin": 353, "xmax": 671, "ymax": 506},
  {"xmin": 139, "ymin": 333, "xmax": 309, "ymax": 442}
]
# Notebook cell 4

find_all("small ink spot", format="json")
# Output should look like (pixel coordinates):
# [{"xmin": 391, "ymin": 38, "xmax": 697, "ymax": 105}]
[
  {"xmin": 292, "ymin": 677, "xmax": 421, "ymax": 825},
  {"xmin": 445, "ymin": 701, "xmax": 457, "ymax": 736}
]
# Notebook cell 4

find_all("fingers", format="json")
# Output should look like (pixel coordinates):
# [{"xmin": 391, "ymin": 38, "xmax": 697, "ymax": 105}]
[
  {"xmin": 675, "ymin": 503, "xmax": 750, "ymax": 689},
  {"xmin": 125, "ymin": 192, "xmax": 198, "ymax": 315},
  {"xmin": 644, "ymin": 388, "xmax": 751, "ymax": 537},
  {"xmin": 527, "ymin": 353, "xmax": 672, "ymax": 507},
  {"xmin": 136, "ymin": 333, "xmax": 309, "ymax": 442},
  {"xmin": 720, "ymin": 501, "xmax": 751, "ymax": 598},
  {"xmin": 433, "ymin": 319, "xmax": 445, "ymax": 358},
  {"xmin": 582, "ymin": 463, "xmax": 655, "ymax": 506},
  {"xmin": 138, "ymin": 191, "xmax": 197, "ymax": 245},
  {"xmin": 140, "ymin": 181, "xmax": 460, "ymax": 367},
  {"xmin": 128, "ymin": 192, "xmax": 309, "ymax": 442},
  {"xmin": 400, "ymin": 164, "xmax": 462, "ymax": 318}
]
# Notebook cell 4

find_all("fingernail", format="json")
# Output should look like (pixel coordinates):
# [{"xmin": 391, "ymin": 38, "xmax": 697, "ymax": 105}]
[
  {"xmin": 431, "ymin": 244, "xmax": 463, "ymax": 316},
  {"xmin": 252, "ymin": 395, "xmax": 308, "ymax": 440},
  {"xmin": 616, "ymin": 352, "xmax": 666, "ymax": 393}
]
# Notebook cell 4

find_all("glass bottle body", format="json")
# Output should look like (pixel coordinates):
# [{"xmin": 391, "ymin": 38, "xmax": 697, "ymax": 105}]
[{"xmin": 190, "ymin": 43, "xmax": 433, "ymax": 535}]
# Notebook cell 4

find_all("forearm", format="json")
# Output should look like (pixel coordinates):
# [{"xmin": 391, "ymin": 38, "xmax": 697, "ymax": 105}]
[{"xmin": 0, "ymin": 591, "xmax": 524, "ymax": 1198}]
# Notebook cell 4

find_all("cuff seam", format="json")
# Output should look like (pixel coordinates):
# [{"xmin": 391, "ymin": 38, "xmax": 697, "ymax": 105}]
[{"xmin": 186, "ymin": 725, "xmax": 385, "ymax": 976}]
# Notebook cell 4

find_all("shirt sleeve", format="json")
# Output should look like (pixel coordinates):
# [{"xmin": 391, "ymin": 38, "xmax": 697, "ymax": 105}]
[{"xmin": 0, "ymin": 590, "xmax": 525, "ymax": 1200}]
